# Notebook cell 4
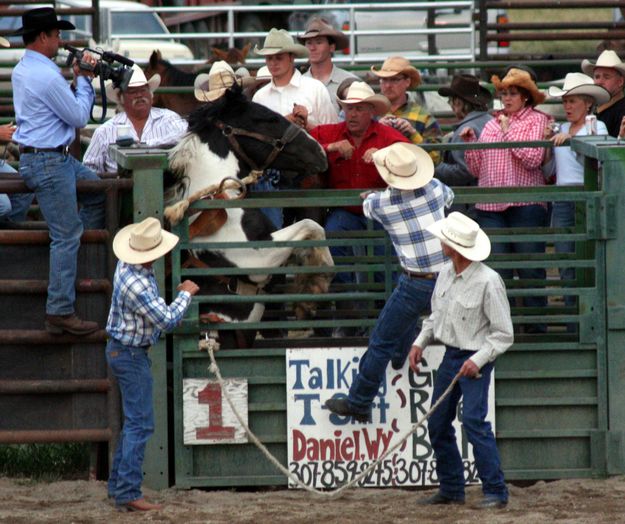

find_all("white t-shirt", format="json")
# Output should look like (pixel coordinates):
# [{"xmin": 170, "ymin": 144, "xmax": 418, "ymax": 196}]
[{"xmin": 553, "ymin": 120, "xmax": 608, "ymax": 185}]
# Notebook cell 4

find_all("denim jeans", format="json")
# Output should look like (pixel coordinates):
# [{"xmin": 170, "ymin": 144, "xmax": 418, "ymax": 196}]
[
  {"xmin": 428, "ymin": 346, "xmax": 508, "ymax": 502},
  {"xmin": 106, "ymin": 339, "xmax": 154, "ymax": 505},
  {"xmin": 477, "ymin": 205, "xmax": 547, "ymax": 332},
  {"xmin": 251, "ymin": 171, "xmax": 282, "ymax": 229},
  {"xmin": 19, "ymin": 152, "xmax": 105, "ymax": 315},
  {"xmin": 0, "ymin": 194, "xmax": 10, "ymax": 217},
  {"xmin": 347, "ymin": 274, "xmax": 435, "ymax": 412}
]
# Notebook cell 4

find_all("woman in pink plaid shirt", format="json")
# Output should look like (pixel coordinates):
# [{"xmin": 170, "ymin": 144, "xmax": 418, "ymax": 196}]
[{"xmin": 460, "ymin": 67, "xmax": 553, "ymax": 334}]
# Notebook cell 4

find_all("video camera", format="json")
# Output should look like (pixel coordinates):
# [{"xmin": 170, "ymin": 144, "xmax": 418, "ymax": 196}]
[{"xmin": 64, "ymin": 44, "xmax": 135, "ymax": 91}]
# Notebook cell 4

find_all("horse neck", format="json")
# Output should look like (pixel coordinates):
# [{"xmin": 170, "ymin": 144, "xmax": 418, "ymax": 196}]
[{"xmin": 162, "ymin": 62, "xmax": 197, "ymax": 86}]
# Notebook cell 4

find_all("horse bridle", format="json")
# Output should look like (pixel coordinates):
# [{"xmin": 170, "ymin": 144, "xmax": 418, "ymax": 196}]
[{"xmin": 213, "ymin": 119, "xmax": 302, "ymax": 177}]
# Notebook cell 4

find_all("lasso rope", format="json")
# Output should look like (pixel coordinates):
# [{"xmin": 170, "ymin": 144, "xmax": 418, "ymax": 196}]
[{"xmin": 206, "ymin": 345, "xmax": 461, "ymax": 498}]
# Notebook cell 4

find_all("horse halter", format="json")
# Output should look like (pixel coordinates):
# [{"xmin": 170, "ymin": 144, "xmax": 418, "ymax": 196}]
[{"xmin": 213, "ymin": 119, "xmax": 302, "ymax": 178}]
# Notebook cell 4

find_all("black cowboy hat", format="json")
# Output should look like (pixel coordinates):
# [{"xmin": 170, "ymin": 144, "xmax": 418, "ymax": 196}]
[
  {"xmin": 13, "ymin": 7, "xmax": 75, "ymax": 36},
  {"xmin": 438, "ymin": 74, "xmax": 492, "ymax": 107}
]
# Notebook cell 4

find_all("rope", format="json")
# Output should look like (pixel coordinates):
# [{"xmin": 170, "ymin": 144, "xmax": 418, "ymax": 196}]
[{"xmin": 206, "ymin": 346, "xmax": 461, "ymax": 498}]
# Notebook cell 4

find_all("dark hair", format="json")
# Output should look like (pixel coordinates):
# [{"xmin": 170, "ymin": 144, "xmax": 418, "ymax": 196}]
[
  {"xmin": 453, "ymin": 96, "xmax": 488, "ymax": 114},
  {"xmin": 516, "ymin": 86, "xmax": 532, "ymax": 106},
  {"xmin": 22, "ymin": 28, "xmax": 54, "ymax": 46}
]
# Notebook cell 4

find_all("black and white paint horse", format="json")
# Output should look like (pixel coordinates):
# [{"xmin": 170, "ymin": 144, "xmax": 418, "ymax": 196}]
[{"xmin": 165, "ymin": 86, "xmax": 332, "ymax": 348}]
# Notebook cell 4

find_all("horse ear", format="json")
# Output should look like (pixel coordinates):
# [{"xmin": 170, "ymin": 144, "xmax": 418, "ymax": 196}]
[
  {"xmin": 212, "ymin": 47, "xmax": 228, "ymax": 61},
  {"xmin": 149, "ymin": 50, "xmax": 159, "ymax": 68},
  {"xmin": 241, "ymin": 42, "xmax": 251, "ymax": 61}
]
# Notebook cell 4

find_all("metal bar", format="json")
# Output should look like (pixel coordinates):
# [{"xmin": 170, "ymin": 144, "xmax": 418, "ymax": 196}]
[
  {"xmin": 487, "ymin": 31, "xmax": 625, "ymax": 42},
  {"xmin": 0, "ymin": 279, "xmax": 110, "ymax": 294},
  {"xmin": 0, "ymin": 330, "xmax": 106, "ymax": 344},
  {"xmin": 0, "ymin": 379, "xmax": 110, "ymax": 394},
  {"xmin": 0, "ymin": 429, "xmax": 112, "ymax": 444},
  {"xmin": 0, "ymin": 230, "xmax": 109, "ymax": 244}
]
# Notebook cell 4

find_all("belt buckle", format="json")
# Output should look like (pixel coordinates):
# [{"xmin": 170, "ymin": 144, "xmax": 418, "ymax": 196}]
[{"xmin": 61, "ymin": 145, "xmax": 69, "ymax": 156}]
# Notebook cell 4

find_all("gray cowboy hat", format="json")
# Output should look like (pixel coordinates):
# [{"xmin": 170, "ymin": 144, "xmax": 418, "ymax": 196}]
[{"xmin": 254, "ymin": 28, "xmax": 309, "ymax": 58}]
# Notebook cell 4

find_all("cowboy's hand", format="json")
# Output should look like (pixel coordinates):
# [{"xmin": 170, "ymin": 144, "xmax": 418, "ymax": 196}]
[
  {"xmin": 328, "ymin": 139, "xmax": 355, "ymax": 159},
  {"xmin": 379, "ymin": 115, "xmax": 396, "ymax": 127},
  {"xmin": 408, "ymin": 345, "xmax": 423, "ymax": 373},
  {"xmin": 72, "ymin": 51, "xmax": 97, "ymax": 79},
  {"xmin": 459, "ymin": 127, "xmax": 476, "ymax": 142},
  {"xmin": 0, "ymin": 123, "xmax": 15, "ymax": 142},
  {"xmin": 286, "ymin": 112, "xmax": 307, "ymax": 128},
  {"xmin": 394, "ymin": 117, "xmax": 416, "ymax": 137},
  {"xmin": 178, "ymin": 280, "xmax": 200, "ymax": 296},
  {"xmin": 459, "ymin": 359, "xmax": 480, "ymax": 378},
  {"xmin": 551, "ymin": 132, "xmax": 571, "ymax": 147},
  {"xmin": 363, "ymin": 147, "xmax": 378, "ymax": 163}
]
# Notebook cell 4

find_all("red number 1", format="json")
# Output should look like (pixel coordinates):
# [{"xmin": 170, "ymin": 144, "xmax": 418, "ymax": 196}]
[{"xmin": 196, "ymin": 383, "xmax": 236, "ymax": 440}]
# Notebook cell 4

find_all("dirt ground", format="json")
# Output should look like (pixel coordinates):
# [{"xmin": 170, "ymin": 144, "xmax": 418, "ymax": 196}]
[{"xmin": 1, "ymin": 476, "xmax": 625, "ymax": 524}]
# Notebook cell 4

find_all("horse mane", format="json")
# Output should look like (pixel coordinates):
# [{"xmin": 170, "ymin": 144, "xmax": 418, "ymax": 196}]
[{"xmin": 187, "ymin": 85, "xmax": 253, "ymax": 136}]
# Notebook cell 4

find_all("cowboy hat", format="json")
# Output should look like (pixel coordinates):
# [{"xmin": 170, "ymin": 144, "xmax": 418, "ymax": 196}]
[
  {"xmin": 548, "ymin": 72, "xmax": 611, "ymax": 105},
  {"xmin": 427, "ymin": 212, "xmax": 491, "ymax": 262},
  {"xmin": 491, "ymin": 67, "xmax": 546, "ymax": 106},
  {"xmin": 254, "ymin": 28, "xmax": 309, "ymax": 58},
  {"xmin": 438, "ymin": 74, "xmax": 492, "ymax": 107},
  {"xmin": 581, "ymin": 50, "xmax": 625, "ymax": 77},
  {"xmin": 194, "ymin": 60, "xmax": 255, "ymax": 102},
  {"xmin": 12, "ymin": 7, "xmax": 75, "ymax": 36},
  {"xmin": 372, "ymin": 142, "xmax": 433, "ymax": 191},
  {"xmin": 370, "ymin": 56, "xmax": 421, "ymax": 89},
  {"xmin": 105, "ymin": 64, "xmax": 161, "ymax": 105},
  {"xmin": 113, "ymin": 217, "xmax": 179, "ymax": 265},
  {"xmin": 297, "ymin": 17, "xmax": 349, "ymax": 50},
  {"xmin": 0, "ymin": 36, "xmax": 9, "ymax": 48},
  {"xmin": 337, "ymin": 81, "xmax": 390, "ymax": 116}
]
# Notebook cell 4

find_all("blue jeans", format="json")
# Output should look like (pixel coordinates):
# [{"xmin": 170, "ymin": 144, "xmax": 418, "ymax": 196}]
[
  {"xmin": 19, "ymin": 152, "xmax": 105, "ymax": 315},
  {"xmin": 347, "ymin": 274, "xmax": 435, "ymax": 412},
  {"xmin": 428, "ymin": 346, "xmax": 508, "ymax": 502},
  {"xmin": 106, "ymin": 339, "xmax": 154, "ymax": 505},
  {"xmin": 251, "ymin": 170, "xmax": 282, "ymax": 229},
  {"xmin": 0, "ymin": 194, "xmax": 10, "ymax": 217}
]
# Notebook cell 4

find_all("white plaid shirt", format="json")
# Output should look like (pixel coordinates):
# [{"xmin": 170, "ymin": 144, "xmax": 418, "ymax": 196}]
[{"xmin": 363, "ymin": 179, "xmax": 454, "ymax": 273}]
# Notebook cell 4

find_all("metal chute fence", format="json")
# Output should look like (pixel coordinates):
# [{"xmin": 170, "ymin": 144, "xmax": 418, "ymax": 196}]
[{"xmin": 131, "ymin": 135, "xmax": 625, "ymax": 488}]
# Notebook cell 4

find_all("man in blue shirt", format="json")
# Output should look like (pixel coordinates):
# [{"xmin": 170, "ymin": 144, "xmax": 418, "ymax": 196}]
[{"xmin": 12, "ymin": 7, "xmax": 105, "ymax": 335}]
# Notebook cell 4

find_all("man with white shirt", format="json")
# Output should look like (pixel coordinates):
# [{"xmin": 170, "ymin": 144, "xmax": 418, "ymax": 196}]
[
  {"xmin": 252, "ymin": 28, "xmax": 338, "ymax": 129},
  {"xmin": 83, "ymin": 65, "xmax": 187, "ymax": 174}
]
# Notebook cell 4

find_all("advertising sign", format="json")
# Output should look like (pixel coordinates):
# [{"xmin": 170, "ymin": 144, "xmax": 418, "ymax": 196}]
[{"xmin": 286, "ymin": 346, "xmax": 495, "ymax": 488}]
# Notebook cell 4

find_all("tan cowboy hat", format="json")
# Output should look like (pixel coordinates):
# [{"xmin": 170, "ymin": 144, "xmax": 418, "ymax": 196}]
[
  {"xmin": 297, "ymin": 17, "xmax": 349, "ymax": 50},
  {"xmin": 194, "ymin": 60, "xmax": 255, "ymax": 102},
  {"xmin": 370, "ymin": 56, "xmax": 421, "ymax": 89},
  {"xmin": 337, "ymin": 81, "xmax": 390, "ymax": 116},
  {"xmin": 113, "ymin": 217, "xmax": 179, "ymax": 265},
  {"xmin": 548, "ymin": 72, "xmax": 611, "ymax": 105},
  {"xmin": 0, "ymin": 36, "xmax": 9, "ymax": 48},
  {"xmin": 491, "ymin": 67, "xmax": 545, "ymax": 106},
  {"xmin": 372, "ymin": 142, "xmax": 433, "ymax": 191},
  {"xmin": 105, "ymin": 64, "xmax": 161, "ymax": 105},
  {"xmin": 581, "ymin": 50, "xmax": 625, "ymax": 77},
  {"xmin": 254, "ymin": 28, "xmax": 309, "ymax": 58},
  {"xmin": 427, "ymin": 212, "xmax": 491, "ymax": 262}
]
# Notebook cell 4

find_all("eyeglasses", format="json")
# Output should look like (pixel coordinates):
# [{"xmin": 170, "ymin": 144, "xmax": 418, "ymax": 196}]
[{"xmin": 380, "ymin": 76, "xmax": 407, "ymax": 84}]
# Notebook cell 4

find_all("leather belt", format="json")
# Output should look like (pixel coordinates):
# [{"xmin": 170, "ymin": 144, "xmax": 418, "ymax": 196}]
[
  {"xmin": 19, "ymin": 145, "xmax": 69, "ymax": 155},
  {"xmin": 403, "ymin": 269, "xmax": 436, "ymax": 280}
]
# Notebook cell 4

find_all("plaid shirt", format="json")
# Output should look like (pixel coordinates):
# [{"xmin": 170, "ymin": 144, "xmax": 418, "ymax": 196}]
[
  {"xmin": 106, "ymin": 261, "xmax": 192, "ymax": 348},
  {"xmin": 392, "ymin": 99, "xmax": 442, "ymax": 165},
  {"xmin": 464, "ymin": 106, "xmax": 552, "ymax": 212},
  {"xmin": 363, "ymin": 179, "xmax": 454, "ymax": 273}
]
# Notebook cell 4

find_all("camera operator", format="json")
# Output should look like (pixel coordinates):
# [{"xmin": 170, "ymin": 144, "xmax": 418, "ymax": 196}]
[
  {"xmin": 12, "ymin": 7, "xmax": 105, "ymax": 336},
  {"xmin": 83, "ymin": 65, "xmax": 187, "ymax": 175}
]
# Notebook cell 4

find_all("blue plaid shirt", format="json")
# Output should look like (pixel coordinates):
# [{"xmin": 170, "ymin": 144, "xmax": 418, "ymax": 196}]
[
  {"xmin": 363, "ymin": 179, "xmax": 454, "ymax": 273},
  {"xmin": 106, "ymin": 261, "xmax": 192, "ymax": 347}
]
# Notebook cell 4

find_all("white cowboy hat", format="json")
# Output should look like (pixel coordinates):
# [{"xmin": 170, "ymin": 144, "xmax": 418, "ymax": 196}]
[
  {"xmin": 548, "ymin": 72, "xmax": 611, "ymax": 105},
  {"xmin": 337, "ymin": 81, "xmax": 390, "ymax": 116},
  {"xmin": 427, "ymin": 212, "xmax": 491, "ymax": 262},
  {"xmin": 193, "ymin": 60, "xmax": 255, "ymax": 102},
  {"xmin": 105, "ymin": 64, "xmax": 161, "ymax": 105},
  {"xmin": 581, "ymin": 50, "xmax": 625, "ymax": 77},
  {"xmin": 372, "ymin": 142, "xmax": 433, "ymax": 191},
  {"xmin": 113, "ymin": 217, "xmax": 179, "ymax": 265},
  {"xmin": 254, "ymin": 28, "xmax": 309, "ymax": 58},
  {"xmin": 0, "ymin": 36, "xmax": 9, "ymax": 48}
]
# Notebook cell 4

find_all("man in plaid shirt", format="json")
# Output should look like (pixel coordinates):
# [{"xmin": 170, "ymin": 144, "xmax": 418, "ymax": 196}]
[
  {"xmin": 106, "ymin": 217, "xmax": 199, "ymax": 512},
  {"xmin": 325, "ymin": 143, "xmax": 453, "ymax": 422}
]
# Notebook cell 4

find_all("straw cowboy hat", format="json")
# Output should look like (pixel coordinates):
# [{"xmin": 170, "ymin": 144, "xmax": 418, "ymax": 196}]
[
  {"xmin": 113, "ymin": 217, "xmax": 179, "ymax": 265},
  {"xmin": 193, "ymin": 60, "xmax": 255, "ymax": 102},
  {"xmin": 427, "ymin": 212, "xmax": 491, "ymax": 262},
  {"xmin": 337, "ymin": 81, "xmax": 390, "ymax": 116},
  {"xmin": 491, "ymin": 67, "xmax": 545, "ymax": 106},
  {"xmin": 370, "ymin": 56, "xmax": 421, "ymax": 89},
  {"xmin": 0, "ymin": 36, "xmax": 9, "ymax": 48},
  {"xmin": 438, "ymin": 74, "xmax": 492, "ymax": 107},
  {"xmin": 12, "ymin": 6, "xmax": 74, "ymax": 36},
  {"xmin": 372, "ymin": 142, "xmax": 433, "ymax": 191},
  {"xmin": 582, "ymin": 50, "xmax": 625, "ymax": 77},
  {"xmin": 548, "ymin": 72, "xmax": 611, "ymax": 105},
  {"xmin": 254, "ymin": 28, "xmax": 309, "ymax": 58},
  {"xmin": 297, "ymin": 17, "xmax": 349, "ymax": 50},
  {"xmin": 105, "ymin": 64, "xmax": 160, "ymax": 105}
]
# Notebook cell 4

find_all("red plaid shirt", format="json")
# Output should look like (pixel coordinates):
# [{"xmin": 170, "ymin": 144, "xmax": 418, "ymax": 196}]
[{"xmin": 465, "ymin": 107, "xmax": 552, "ymax": 212}]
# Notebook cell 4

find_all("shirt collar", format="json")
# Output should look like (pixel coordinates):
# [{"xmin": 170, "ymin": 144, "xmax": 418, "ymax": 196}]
[
  {"xmin": 270, "ymin": 68, "xmax": 302, "ymax": 90},
  {"xmin": 23, "ymin": 49, "xmax": 59, "ymax": 72},
  {"xmin": 454, "ymin": 260, "xmax": 480, "ymax": 279}
]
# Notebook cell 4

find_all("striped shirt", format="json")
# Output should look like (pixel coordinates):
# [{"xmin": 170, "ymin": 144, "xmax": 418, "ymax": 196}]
[
  {"xmin": 83, "ymin": 108, "xmax": 187, "ymax": 173},
  {"xmin": 390, "ymin": 99, "xmax": 443, "ymax": 165},
  {"xmin": 363, "ymin": 179, "xmax": 454, "ymax": 273},
  {"xmin": 464, "ymin": 106, "xmax": 552, "ymax": 212},
  {"xmin": 415, "ymin": 260, "xmax": 514, "ymax": 369},
  {"xmin": 106, "ymin": 261, "xmax": 192, "ymax": 348}
]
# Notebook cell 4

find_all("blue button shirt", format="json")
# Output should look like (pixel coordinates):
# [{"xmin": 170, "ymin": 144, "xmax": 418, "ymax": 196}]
[{"xmin": 12, "ymin": 49, "xmax": 94, "ymax": 148}]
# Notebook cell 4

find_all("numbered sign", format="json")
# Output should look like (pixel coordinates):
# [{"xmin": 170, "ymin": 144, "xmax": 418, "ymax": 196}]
[
  {"xmin": 183, "ymin": 378, "xmax": 248, "ymax": 445},
  {"xmin": 286, "ymin": 346, "xmax": 495, "ymax": 488}
]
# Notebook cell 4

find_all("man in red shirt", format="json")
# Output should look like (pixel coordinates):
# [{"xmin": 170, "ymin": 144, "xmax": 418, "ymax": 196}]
[{"xmin": 310, "ymin": 82, "xmax": 409, "ymax": 335}]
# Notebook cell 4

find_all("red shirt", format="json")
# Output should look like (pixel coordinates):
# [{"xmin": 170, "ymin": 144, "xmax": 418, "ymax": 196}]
[{"xmin": 310, "ymin": 121, "xmax": 409, "ymax": 213}]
